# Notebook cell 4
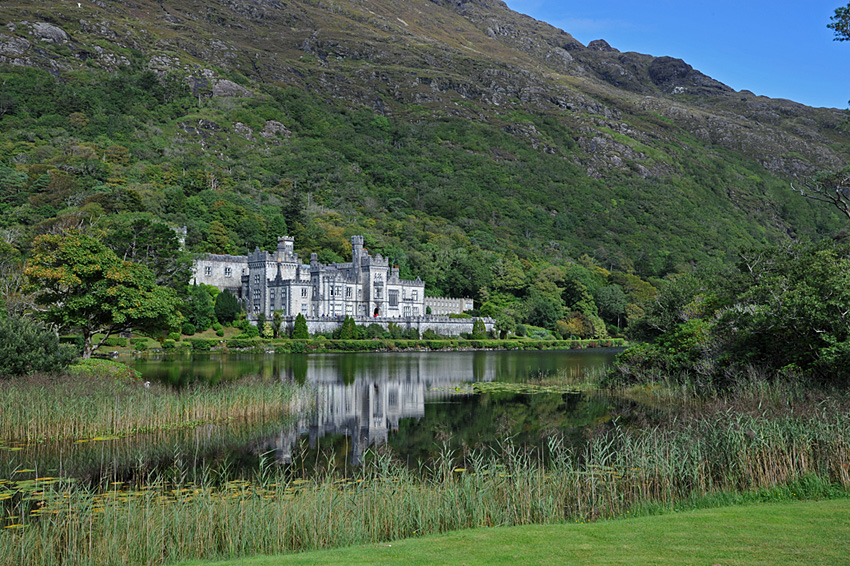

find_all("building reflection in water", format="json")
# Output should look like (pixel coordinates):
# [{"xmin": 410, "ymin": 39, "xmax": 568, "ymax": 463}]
[{"xmin": 257, "ymin": 352, "xmax": 496, "ymax": 465}]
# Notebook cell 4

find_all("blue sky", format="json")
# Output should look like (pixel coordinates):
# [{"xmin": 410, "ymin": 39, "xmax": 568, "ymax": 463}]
[{"xmin": 502, "ymin": 1, "xmax": 850, "ymax": 109}]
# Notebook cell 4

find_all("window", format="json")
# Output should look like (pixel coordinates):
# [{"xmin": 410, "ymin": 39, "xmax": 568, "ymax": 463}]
[
  {"xmin": 224, "ymin": 266, "xmax": 232, "ymax": 278},
  {"xmin": 412, "ymin": 290, "xmax": 418, "ymax": 301},
  {"xmin": 301, "ymin": 288, "xmax": 307, "ymax": 297},
  {"xmin": 388, "ymin": 290, "xmax": 398, "ymax": 307},
  {"xmin": 403, "ymin": 306, "xmax": 411, "ymax": 317},
  {"xmin": 336, "ymin": 286, "xmax": 342, "ymax": 297},
  {"xmin": 330, "ymin": 286, "xmax": 334, "ymax": 296},
  {"xmin": 204, "ymin": 266, "xmax": 212, "ymax": 276},
  {"xmin": 301, "ymin": 304, "xmax": 308, "ymax": 315},
  {"xmin": 413, "ymin": 307, "xmax": 419, "ymax": 316},
  {"xmin": 270, "ymin": 289, "xmax": 275, "ymax": 300},
  {"xmin": 254, "ymin": 274, "xmax": 260, "ymax": 284},
  {"xmin": 375, "ymin": 288, "xmax": 382, "ymax": 299},
  {"xmin": 346, "ymin": 287, "xmax": 352, "ymax": 298}
]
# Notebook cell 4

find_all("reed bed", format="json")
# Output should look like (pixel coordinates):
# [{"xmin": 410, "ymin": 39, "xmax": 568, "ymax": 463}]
[
  {"xmin": 2, "ymin": 402, "xmax": 848, "ymax": 566},
  {"xmin": 0, "ymin": 373, "xmax": 299, "ymax": 443}
]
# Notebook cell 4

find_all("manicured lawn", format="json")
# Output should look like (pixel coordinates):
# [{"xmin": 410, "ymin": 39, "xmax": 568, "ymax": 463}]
[{"xmin": 179, "ymin": 500, "xmax": 850, "ymax": 566}]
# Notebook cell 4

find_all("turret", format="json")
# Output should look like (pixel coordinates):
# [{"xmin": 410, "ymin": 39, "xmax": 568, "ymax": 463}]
[{"xmin": 351, "ymin": 235, "xmax": 364, "ymax": 274}]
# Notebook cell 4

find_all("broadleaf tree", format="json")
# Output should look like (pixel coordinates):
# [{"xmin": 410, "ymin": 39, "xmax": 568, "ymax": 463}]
[{"xmin": 25, "ymin": 232, "xmax": 182, "ymax": 358}]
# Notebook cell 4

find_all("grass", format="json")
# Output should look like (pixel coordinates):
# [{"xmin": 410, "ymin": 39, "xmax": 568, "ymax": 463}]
[
  {"xmin": 0, "ymin": 370, "xmax": 299, "ymax": 442},
  {"xmin": 2, "ymin": 400, "xmax": 847, "ymax": 565},
  {"xmin": 178, "ymin": 499, "xmax": 850, "ymax": 566},
  {"xmin": 1, "ymin": 367, "xmax": 848, "ymax": 566}
]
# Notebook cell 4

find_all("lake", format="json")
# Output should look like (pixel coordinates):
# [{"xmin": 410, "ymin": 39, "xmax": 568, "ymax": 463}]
[{"xmin": 2, "ymin": 349, "xmax": 628, "ymax": 483}]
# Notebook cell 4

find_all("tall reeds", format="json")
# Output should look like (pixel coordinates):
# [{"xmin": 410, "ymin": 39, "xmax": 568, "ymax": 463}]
[
  {"xmin": 0, "ymin": 374, "xmax": 298, "ymax": 443},
  {"xmin": 2, "ymin": 401, "xmax": 848, "ymax": 566}
]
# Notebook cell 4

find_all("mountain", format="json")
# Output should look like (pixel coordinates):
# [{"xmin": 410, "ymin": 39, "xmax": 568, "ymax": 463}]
[{"xmin": 0, "ymin": 0, "xmax": 847, "ymax": 291}]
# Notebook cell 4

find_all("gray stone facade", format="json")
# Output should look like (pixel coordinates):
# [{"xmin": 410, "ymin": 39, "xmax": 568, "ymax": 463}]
[
  {"xmin": 280, "ymin": 315, "xmax": 492, "ymax": 336},
  {"xmin": 192, "ymin": 235, "xmax": 492, "ymax": 336},
  {"xmin": 424, "ymin": 296, "xmax": 474, "ymax": 315},
  {"xmin": 241, "ymin": 235, "xmax": 426, "ymax": 320}
]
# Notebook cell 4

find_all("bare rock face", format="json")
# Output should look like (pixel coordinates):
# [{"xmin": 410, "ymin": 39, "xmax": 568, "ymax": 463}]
[
  {"xmin": 32, "ymin": 22, "xmax": 69, "ymax": 43},
  {"xmin": 0, "ymin": 34, "xmax": 30, "ymax": 56},
  {"xmin": 233, "ymin": 122, "xmax": 253, "ymax": 140},
  {"xmin": 648, "ymin": 56, "xmax": 692, "ymax": 86},
  {"xmin": 212, "ymin": 79, "xmax": 252, "ymax": 97},
  {"xmin": 587, "ymin": 39, "xmax": 618, "ymax": 52},
  {"xmin": 261, "ymin": 120, "xmax": 291, "ymax": 139}
]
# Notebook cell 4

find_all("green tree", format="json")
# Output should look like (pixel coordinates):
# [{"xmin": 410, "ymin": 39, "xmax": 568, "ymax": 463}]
[
  {"xmin": 292, "ymin": 313, "xmax": 309, "ymax": 339},
  {"xmin": 494, "ymin": 312, "xmax": 516, "ymax": 339},
  {"xmin": 25, "ymin": 232, "xmax": 182, "ymax": 358},
  {"xmin": 0, "ymin": 316, "xmax": 77, "ymax": 377},
  {"xmin": 338, "ymin": 315, "xmax": 357, "ymax": 339},
  {"xmin": 471, "ymin": 318, "xmax": 487, "ymax": 339},
  {"xmin": 596, "ymin": 285, "xmax": 628, "ymax": 328},
  {"xmin": 214, "ymin": 289, "xmax": 241, "ymax": 324},
  {"xmin": 185, "ymin": 284, "xmax": 215, "ymax": 331},
  {"xmin": 101, "ymin": 215, "xmax": 192, "ymax": 289},
  {"xmin": 829, "ymin": 3, "xmax": 850, "ymax": 40},
  {"xmin": 272, "ymin": 310, "xmax": 283, "ymax": 338}
]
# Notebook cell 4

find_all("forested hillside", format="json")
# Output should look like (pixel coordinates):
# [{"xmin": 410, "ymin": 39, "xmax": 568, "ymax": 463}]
[{"xmin": 1, "ymin": 0, "xmax": 848, "ymax": 339}]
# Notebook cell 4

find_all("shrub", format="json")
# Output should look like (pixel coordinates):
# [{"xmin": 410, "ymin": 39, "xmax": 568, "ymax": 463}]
[
  {"xmin": 162, "ymin": 339, "xmax": 177, "ymax": 350},
  {"xmin": 214, "ymin": 289, "xmax": 241, "ymax": 324},
  {"xmin": 168, "ymin": 332, "xmax": 181, "ymax": 341},
  {"xmin": 0, "ymin": 317, "xmax": 77, "ymax": 377},
  {"xmin": 216, "ymin": 328, "xmax": 225, "ymax": 337},
  {"xmin": 226, "ymin": 338, "xmax": 262, "ymax": 349},
  {"xmin": 187, "ymin": 338, "xmax": 215, "ymax": 351},
  {"xmin": 212, "ymin": 322, "xmax": 223, "ymax": 332},
  {"xmin": 101, "ymin": 336, "xmax": 127, "ymax": 347},
  {"xmin": 422, "ymin": 329, "xmax": 439, "ymax": 340},
  {"xmin": 262, "ymin": 322, "xmax": 274, "ymax": 339},
  {"xmin": 66, "ymin": 358, "xmax": 137, "ymax": 381},
  {"xmin": 292, "ymin": 313, "xmax": 309, "ymax": 339},
  {"xmin": 181, "ymin": 322, "xmax": 196, "ymax": 336},
  {"xmin": 471, "ymin": 318, "xmax": 487, "ymax": 340}
]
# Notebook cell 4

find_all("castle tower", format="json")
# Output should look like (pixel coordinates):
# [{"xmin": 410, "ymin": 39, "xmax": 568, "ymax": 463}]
[{"xmin": 351, "ymin": 235, "xmax": 364, "ymax": 275}]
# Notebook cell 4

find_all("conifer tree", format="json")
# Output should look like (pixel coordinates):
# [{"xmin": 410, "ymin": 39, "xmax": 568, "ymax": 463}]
[{"xmin": 292, "ymin": 313, "xmax": 309, "ymax": 339}]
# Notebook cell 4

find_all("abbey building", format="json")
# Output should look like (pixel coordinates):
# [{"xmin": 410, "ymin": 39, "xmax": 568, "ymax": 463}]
[{"xmin": 193, "ymin": 235, "xmax": 427, "ymax": 320}]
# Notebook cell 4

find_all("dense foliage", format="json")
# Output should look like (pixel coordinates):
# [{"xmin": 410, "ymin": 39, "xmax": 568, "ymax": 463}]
[
  {"xmin": 612, "ymin": 239, "xmax": 850, "ymax": 387},
  {"xmin": 0, "ymin": 316, "xmax": 76, "ymax": 377},
  {"xmin": 0, "ymin": 57, "xmax": 843, "ymax": 338},
  {"xmin": 24, "ymin": 232, "xmax": 183, "ymax": 358}
]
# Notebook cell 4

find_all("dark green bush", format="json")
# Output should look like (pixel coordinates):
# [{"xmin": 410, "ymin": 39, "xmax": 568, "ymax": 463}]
[
  {"xmin": 226, "ymin": 337, "xmax": 262, "ymax": 349},
  {"xmin": 0, "ymin": 317, "xmax": 77, "ymax": 377},
  {"xmin": 187, "ymin": 338, "xmax": 216, "ymax": 351},
  {"xmin": 181, "ymin": 322, "xmax": 196, "ymax": 336},
  {"xmin": 101, "ymin": 336, "xmax": 127, "ymax": 347},
  {"xmin": 168, "ymin": 332, "xmax": 181, "ymax": 341}
]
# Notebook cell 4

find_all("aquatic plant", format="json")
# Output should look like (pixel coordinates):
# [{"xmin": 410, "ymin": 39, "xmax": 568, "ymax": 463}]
[
  {"xmin": 0, "ymin": 373, "xmax": 298, "ymax": 443},
  {"xmin": 1, "ymin": 398, "xmax": 847, "ymax": 566}
]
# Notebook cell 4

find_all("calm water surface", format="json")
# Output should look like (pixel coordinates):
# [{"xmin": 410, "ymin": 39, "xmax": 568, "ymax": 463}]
[{"xmin": 3, "ymin": 349, "xmax": 629, "ymax": 483}]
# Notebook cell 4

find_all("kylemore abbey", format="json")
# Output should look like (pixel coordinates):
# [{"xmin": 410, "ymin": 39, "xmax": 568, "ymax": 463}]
[{"xmin": 192, "ymin": 235, "xmax": 488, "ymax": 335}]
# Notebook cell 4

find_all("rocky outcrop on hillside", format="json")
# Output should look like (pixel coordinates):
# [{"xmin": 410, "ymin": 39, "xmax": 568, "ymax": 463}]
[{"xmin": 0, "ymin": 0, "xmax": 846, "ymax": 182}]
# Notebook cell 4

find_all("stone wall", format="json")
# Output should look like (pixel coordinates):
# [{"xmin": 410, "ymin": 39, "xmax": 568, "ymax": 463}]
[
  {"xmin": 424, "ymin": 296, "xmax": 474, "ymax": 315},
  {"xmin": 192, "ymin": 254, "xmax": 248, "ymax": 293},
  {"xmin": 279, "ymin": 315, "xmax": 494, "ymax": 336}
]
